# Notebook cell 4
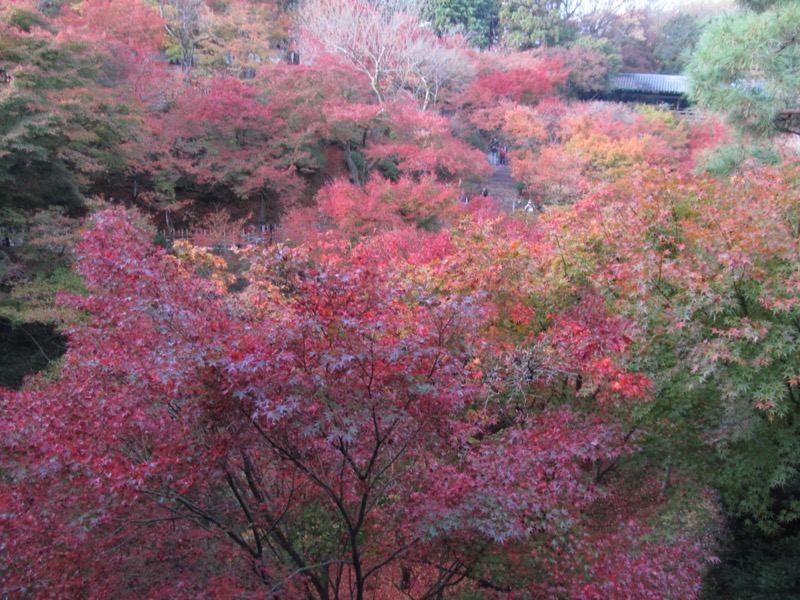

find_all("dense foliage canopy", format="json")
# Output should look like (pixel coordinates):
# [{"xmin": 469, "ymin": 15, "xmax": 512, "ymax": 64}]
[
  {"xmin": 687, "ymin": 1, "xmax": 800, "ymax": 137},
  {"xmin": 3, "ymin": 0, "xmax": 800, "ymax": 598}
]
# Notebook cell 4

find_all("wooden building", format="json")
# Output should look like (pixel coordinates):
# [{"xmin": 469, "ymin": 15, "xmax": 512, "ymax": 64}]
[{"xmin": 601, "ymin": 73, "xmax": 690, "ymax": 109}]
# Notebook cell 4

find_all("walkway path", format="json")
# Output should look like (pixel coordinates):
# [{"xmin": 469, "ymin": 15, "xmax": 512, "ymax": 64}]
[{"xmin": 485, "ymin": 162, "xmax": 522, "ymax": 210}]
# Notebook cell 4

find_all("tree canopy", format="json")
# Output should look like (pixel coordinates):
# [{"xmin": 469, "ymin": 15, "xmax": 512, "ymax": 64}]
[
  {"xmin": 687, "ymin": 1, "xmax": 800, "ymax": 137},
  {"xmin": 423, "ymin": 0, "xmax": 498, "ymax": 48},
  {"xmin": 4, "ymin": 0, "xmax": 800, "ymax": 597},
  {"xmin": 498, "ymin": 0, "xmax": 577, "ymax": 49}
]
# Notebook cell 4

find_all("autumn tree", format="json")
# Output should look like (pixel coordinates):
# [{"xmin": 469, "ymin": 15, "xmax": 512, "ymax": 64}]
[
  {"xmin": 299, "ymin": 0, "xmax": 424, "ymax": 104},
  {"xmin": 156, "ymin": 0, "xmax": 210, "ymax": 70},
  {"xmin": 555, "ymin": 40, "xmax": 619, "ymax": 96},
  {"xmin": 189, "ymin": 0, "xmax": 297, "ymax": 75},
  {"xmin": 288, "ymin": 174, "xmax": 462, "ymax": 243},
  {"xmin": 538, "ymin": 163, "xmax": 800, "ymax": 546},
  {"xmin": 0, "ymin": 207, "xmax": 708, "ymax": 598},
  {"xmin": 461, "ymin": 55, "xmax": 568, "ymax": 109},
  {"xmin": 455, "ymin": 50, "xmax": 570, "ymax": 155},
  {"xmin": 0, "ymin": 0, "xmax": 169, "ymax": 386},
  {"xmin": 403, "ymin": 32, "xmax": 475, "ymax": 110},
  {"xmin": 136, "ymin": 66, "xmax": 335, "ymax": 227},
  {"xmin": 0, "ymin": 1, "xmax": 738, "ymax": 596},
  {"xmin": 497, "ymin": 99, "xmax": 704, "ymax": 205},
  {"xmin": 566, "ymin": 0, "xmax": 635, "ymax": 37},
  {"xmin": 365, "ymin": 100, "xmax": 491, "ymax": 179},
  {"xmin": 0, "ymin": 3, "xmax": 144, "ymax": 214}
]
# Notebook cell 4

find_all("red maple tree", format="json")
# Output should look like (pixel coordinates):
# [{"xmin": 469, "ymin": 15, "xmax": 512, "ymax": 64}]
[{"xmin": 0, "ymin": 207, "xmax": 706, "ymax": 598}]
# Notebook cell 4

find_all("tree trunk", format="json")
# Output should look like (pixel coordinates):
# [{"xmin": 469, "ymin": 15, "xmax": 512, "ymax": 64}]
[
  {"xmin": 344, "ymin": 141, "xmax": 363, "ymax": 187},
  {"xmin": 259, "ymin": 191, "xmax": 267, "ymax": 225}
]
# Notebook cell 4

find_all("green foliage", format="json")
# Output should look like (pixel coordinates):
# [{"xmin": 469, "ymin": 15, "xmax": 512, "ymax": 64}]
[
  {"xmin": 5, "ymin": 8, "xmax": 49, "ymax": 32},
  {"xmin": 612, "ymin": 169, "xmax": 800, "ymax": 536},
  {"xmin": 0, "ymin": 207, "xmax": 86, "ymax": 378},
  {"xmin": 686, "ymin": 2, "xmax": 800, "ymax": 137},
  {"xmin": 714, "ymin": 416, "xmax": 800, "ymax": 533},
  {"xmin": 737, "ymin": 0, "xmax": 790, "ymax": 11},
  {"xmin": 542, "ymin": 163, "xmax": 800, "ymax": 560},
  {"xmin": 570, "ymin": 35, "xmax": 621, "ymax": 73},
  {"xmin": 498, "ymin": 0, "xmax": 576, "ymax": 50},
  {"xmin": 1, "ymin": 266, "xmax": 85, "ymax": 324},
  {"xmin": 654, "ymin": 13, "xmax": 702, "ymax": 73},
  {"xmin": 697, "ymin": 142, "xmax": 781, "ymax": 176},
  {"xmin": 423, "ymin": 0, "xmax": 499, "ymax": 48},
  {"xmin": 0, "ymin": 11, "xmax": 136, "ymax": 214}
]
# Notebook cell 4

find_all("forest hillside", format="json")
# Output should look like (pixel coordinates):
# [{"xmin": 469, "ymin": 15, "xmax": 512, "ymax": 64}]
[{"xmin": 2, "ymin": 0, "xmax": 800, "ymax": 598}]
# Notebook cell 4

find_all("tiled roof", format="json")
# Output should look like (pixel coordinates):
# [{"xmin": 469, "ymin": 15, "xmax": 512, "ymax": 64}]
[{"xmin": 608, "ymin": 73, "xmax": 689, "ymax": 95}]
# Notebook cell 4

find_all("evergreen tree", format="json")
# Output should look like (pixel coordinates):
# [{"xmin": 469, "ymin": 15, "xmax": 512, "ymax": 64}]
[
  {"xmin": 687, "ymin": 1, "xmax": 800, "ymax": 137},
  {"xmin": 423, "ymin": 0, "xmax": 499, "ymax": 48}
]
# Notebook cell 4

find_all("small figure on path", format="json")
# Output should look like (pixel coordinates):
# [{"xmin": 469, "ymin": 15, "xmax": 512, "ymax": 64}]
[{"xmin": 481, "ymin": 187, "xmax": 489, "ymax": 197}]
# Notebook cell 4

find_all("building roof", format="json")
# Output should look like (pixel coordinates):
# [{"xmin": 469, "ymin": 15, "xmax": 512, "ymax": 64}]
[{"xmin": 608, "ymin": 73, "xmax": 689, "ymax": 95}]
